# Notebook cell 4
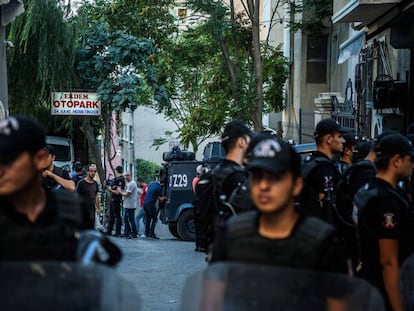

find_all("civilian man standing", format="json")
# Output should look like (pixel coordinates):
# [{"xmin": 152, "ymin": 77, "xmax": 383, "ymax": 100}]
[
  {"xmin": 76, "ymin": 164, "xmax": 100, "ymax": 229},
  {"xmin": 135, "ymin": 178, "xmax": 147, "ymax": 236},
  {"xmin": 143, "ymin": 178, "xmax": 166, "ymax": 239},
  {"xmin": 118, "ymin": 172, "xmax": 138, "ymax": 239}
]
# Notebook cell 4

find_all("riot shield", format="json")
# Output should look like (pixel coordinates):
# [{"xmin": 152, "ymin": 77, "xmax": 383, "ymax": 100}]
[
  {"xmin": 0, "ymin": 262, "xmax": 141, "ymax": 311},
  {"xmin": 401, "ymin": 253, "xmax": 414, "ymax": 311},
  {"xmin": 181, "ymin": 262, "xmax": 384, "ymax": 311}
]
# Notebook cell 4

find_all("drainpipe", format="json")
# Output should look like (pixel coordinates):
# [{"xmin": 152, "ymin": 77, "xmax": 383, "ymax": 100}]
[
  {"xmin": 409, "ymin": 48, "xmax": 414, "ymax": 129},
  {"xmin": 0, "ymin": 9, "xmax": 8, "ymax": 117}
]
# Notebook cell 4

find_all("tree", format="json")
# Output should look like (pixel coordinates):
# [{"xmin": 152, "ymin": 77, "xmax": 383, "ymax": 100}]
[
  {"xmin": 169, "ymin": 1, "xmax": 287, "ymax": 145},
  {"xmin": 75, "ymin": 21, "xmax": 168, "ymax": 182},
  {"xmin": 135, "ymin": 158, "xmax": 161, "ymax": 183},
  {"xmin": 74, "ymin": 0, "xmax": 176, "ymax": 168},
  {"xmin": 6, "ymin": 0, "xmax": 77, "ymax": 132},
  {"xmin": 79, "ymin": 0, "xmax": 177, "ymax": 107}
]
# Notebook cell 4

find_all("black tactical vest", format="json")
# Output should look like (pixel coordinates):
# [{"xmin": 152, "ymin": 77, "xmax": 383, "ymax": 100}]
[
  {"xmin": 225, "ymin": 211, "xmax": 335, "ymax": 269},
  {"xmin": 353, "ymin": 181, "xmax": 409, "ymax": 230},
  {"xmin": 300, "ymin": 155, "xmax": 337, "ymax": 222},
  {"xmin": 0, "ymin": 189, "xmax": 83, "ymax": 261},
  {"xmin": 212, "ymin": 163, "xmax": 245, "ymax": 217}
]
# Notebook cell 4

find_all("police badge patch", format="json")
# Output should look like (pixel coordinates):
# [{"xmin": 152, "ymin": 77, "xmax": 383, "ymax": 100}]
[{"xmin": 382, "ymin": 213, "xmax": 396, "ymax": 229}]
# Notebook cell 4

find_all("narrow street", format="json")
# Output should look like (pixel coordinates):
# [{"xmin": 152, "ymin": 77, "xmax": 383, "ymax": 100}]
[{"xmin": 113, "ymin": 224, "xmax": 207, "ymax": 311}]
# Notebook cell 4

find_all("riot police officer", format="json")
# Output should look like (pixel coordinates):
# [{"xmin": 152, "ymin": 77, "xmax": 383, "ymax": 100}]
[
  {"xmin": 299, "ymin": 118, "xmax": 348, "ymax": 223},
  {"xmin": 354, "ymin": 133, "xmax": 414, "ymax": 311},
  {"xmin": 0, "ymin": 115, "xmax": 86, "ymax": 260},
  {"xmin": 211, "ymin": 135, "xmax": 348, "ymax": 273},
  {"xmin": 336, "ymin": 133, "xmax": 356, "ymax": 175},
  {"xmin": 104, "ymin": 166, "xmax": 125, "ymax": 236},
  {"xmin": 193, "ymin": 120, "xmax": 252, "ymax": 251}
]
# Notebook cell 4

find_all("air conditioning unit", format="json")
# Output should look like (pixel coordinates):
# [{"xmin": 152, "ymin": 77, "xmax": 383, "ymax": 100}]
[{"xmin": 373, "ymin": 75, "xmax": 407, "ymax": 109}]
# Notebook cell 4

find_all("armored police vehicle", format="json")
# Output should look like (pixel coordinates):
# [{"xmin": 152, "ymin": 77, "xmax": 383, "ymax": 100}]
[
  {"xmin": 158, "ymin": 141, "xmax": 315, "ymax": 241},
  {"xmin": 158, "ymin": 143, "xmax": 225, "ymax": 241}
]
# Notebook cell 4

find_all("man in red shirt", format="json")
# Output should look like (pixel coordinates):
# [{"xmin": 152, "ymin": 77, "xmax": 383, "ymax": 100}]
[{"xmin": 135, "ymin": 178, "xmax": 147, "ymax": 237}]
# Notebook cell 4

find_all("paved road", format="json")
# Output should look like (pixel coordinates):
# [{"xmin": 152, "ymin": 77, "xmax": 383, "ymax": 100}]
[{"xmin": 113, "ymin": 224, "xmax": 207, "ymax": 311}]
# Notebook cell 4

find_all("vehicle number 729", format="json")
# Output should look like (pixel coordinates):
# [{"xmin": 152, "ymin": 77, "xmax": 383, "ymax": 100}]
[{"xmin": 170, "ymin": 174, "xmax": 188, "ymax": 188}]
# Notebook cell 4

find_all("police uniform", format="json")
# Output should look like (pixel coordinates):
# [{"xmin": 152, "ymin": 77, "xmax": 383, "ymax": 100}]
[
  {"xmin": 0, "ymin": 188, "xmax": 84, "ymax": 261},
  {"xmin": 354, "ymin": 177, "xmax": 414, "ymax": 302},
  {"xmin": 105, "ymin": 174, "xmax": 125, "ymax": 236},
  {"xmin": 211, "ymin": 135, "xmax": 348, "ymax": 274},
  {"xmin": 0, "ymin": 115, "xmax": 120, "ymax": 264},
  {"xmin": 334, "ymin": 159, "xmax": 376, "ymax": 270},
  {"xmin": 211, "ymin": 211, "xmax": 348, "ymax": 273},
  {"xmin": 300, "ymin": 151, "xmax": 340, "ymax": 222},
  {"xmin": 215, "ymin": 159, "xmax": 248, "ymax": 200}
]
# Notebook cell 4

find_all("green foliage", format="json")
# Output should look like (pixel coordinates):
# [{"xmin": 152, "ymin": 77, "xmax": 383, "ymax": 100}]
[
  {"xmin": 263, "ymin": 46, "xmax": 289, "ymax": 113},
  {"xmin": 288, "ymin": 0, "xmax": 333, "ymax": 33},
  {"xmin": 6, "ymin": 0, "xmax": 77, "ymax": 132},
  {"xmin": 78, "ymin": 0, "xmax": 177, "ymax": 109},
  {"xmin": 135, "ymin": 158, "xmax": 161, "ymax": 183},
  {"xmin": 76, "ymin": 21, "xmax": 168, "ymax": 114},
  {"xmin": 162, "ymin": 2, "xmax": 287, "ymax": 149}
]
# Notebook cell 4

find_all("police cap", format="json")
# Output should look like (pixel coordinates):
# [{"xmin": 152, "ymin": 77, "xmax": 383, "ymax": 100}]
[
  {"xmin": 0, "ymin": 115, "xmax": 46, "ymax": 164},
  {"xmin": 314, "ymin": 119, "xmax": 349, "ymax": 139},
  {"xmin": 222, "ymin": 120, "xmax": 253, "ymax": 143},
  {"xmin": 247, "ymin": 135, "xmax": 301, "ymax": 177},
  {"xmin": 375, "ymin": 133, "xmax": 414, "ymax": 159}
]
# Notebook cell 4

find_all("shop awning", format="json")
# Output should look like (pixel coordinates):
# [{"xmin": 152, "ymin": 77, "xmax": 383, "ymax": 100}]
[{"xmin": 338, "ymin": 30, "xmax": 365, "ymax": 64}]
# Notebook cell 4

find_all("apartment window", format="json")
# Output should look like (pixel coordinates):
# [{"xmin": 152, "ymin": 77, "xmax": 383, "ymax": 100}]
[
  {"xmin": 306, "ymin": 35, "xmax": 328, "ymax": 83},
  {"xmin": 129, "ymin": 125, "xmax": 133, "ymax": 143},
  {"xmin": 178, "ymin": 8, "xmax": 187, "ymax": 19},
  {"xmin": 122, "ymin": 124, "xmax": 128, "ymax": 141}
]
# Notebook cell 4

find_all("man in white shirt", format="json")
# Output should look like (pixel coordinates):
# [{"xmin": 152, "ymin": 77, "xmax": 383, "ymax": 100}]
[{"xmin": 118, "ymin": 172, "xmax": 138, "ymax": 239}]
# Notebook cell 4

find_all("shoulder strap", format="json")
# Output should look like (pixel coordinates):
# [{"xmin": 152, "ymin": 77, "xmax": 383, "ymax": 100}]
[
  {"xmin": 226, "ymin": 210, "xmax": 258, "ymax": 240},
  {"xmin": 302, "ymin": 156, "xmax": 332, "ymax": 179},
  {"xmin": 385, "ymin": 186, "xmax": 409, "ymax": 209},
  {"xmin": 294, "ymin": 217, "xmax": 335, "ymax": 245},
  {"xmin": 213, "ymin": 163, "xmax": 244, "ymax": 195},
  {"xmin": 52, "ymin": 189, "xmax": 83, "ymax": 227}
]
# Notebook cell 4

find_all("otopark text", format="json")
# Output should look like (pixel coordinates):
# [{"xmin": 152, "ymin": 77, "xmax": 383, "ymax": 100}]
[{"xmin": 51, "ymin": 92, "xmax": 101, "ymax": 116}]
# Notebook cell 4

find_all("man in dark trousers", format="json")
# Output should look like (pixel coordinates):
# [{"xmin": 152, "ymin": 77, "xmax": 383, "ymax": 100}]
[
  {"xmin": 334, "ymin": 141, "xmax": 377, "ymax": 268},
  {"xmin": 143, "ymin": 178, "xmax": 166, "ymax": 239},
  {"xmin": 104, "ymin": 166, "xmax": 125, "ymax": 236},
  {"xmin": 299, "ymin": 118, "xmax": 348, "ymax": 223},
  {"xmin": 211, "ymin": 135, "xmax": 348, "ymax": 273},
  {"xmin": 354, "ymin": 133, "xmax": 414, "ymax": 311},
  {"xmin": 0, "ymin": 115, "xmax": 86, "ymax": 260},
  {"xmin": 76, "ymin": 164, "xmax": 100, "ymax": 229}
]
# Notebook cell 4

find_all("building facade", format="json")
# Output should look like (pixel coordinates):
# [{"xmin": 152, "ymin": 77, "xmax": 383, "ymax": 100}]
[{"xmin": 332, "ymin": 0, "xmax": 413, "ymax": 137}]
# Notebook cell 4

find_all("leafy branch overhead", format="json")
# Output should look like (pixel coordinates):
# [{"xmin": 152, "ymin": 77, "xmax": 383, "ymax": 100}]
[{"xmin": 76, "ymin": 21, "xmax": 168, "ymax": 112}]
